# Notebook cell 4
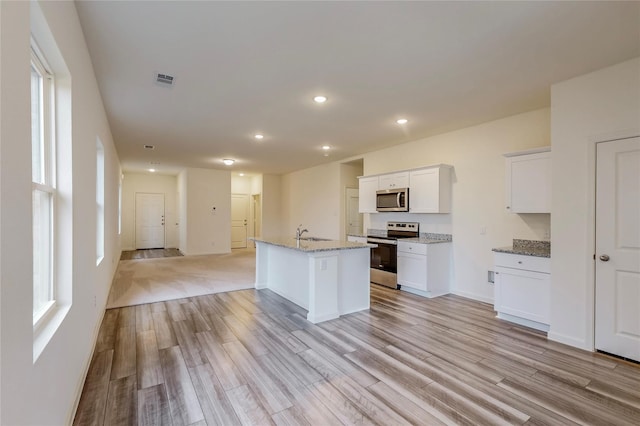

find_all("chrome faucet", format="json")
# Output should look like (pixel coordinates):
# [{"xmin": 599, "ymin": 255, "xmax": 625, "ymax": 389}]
[{"xmin": 295, "ymin": 224, "xmax": 309, "ymax": 240}]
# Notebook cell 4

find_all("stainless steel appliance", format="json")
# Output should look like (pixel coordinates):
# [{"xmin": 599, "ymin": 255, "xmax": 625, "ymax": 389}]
[
  {"xmin": 376, "ymin": 188, "xmax": 409, "ymax": 212},
  {"xmin": 367, "ymin": 222, "xmax": 419, "ymax": 288}
]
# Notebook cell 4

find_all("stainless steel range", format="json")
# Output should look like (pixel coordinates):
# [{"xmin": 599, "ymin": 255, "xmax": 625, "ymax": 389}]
[{"xmin": 367, "ymin": 222, "xmax": 419, "ymax": 288}]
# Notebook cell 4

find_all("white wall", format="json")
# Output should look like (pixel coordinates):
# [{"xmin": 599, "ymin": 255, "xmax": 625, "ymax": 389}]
[
  {"xmin": 281, "ymin": 163, "xmax": 343, "ymax": 240},
  {"xmin": 231, "ymin": 174, "xmax": 253, "ymax": 194},
  {"xmin": 261, "ymin": 174, "xmax": 282, "ymax": 239},
  {"xmin": 121, "ymin": 172, "xmax": 178, "ymax": 250},
  {"xmin": 177, "ymin": 170, "xmax": 187, "ymax": 251},
  {"xmin": 549, "ymin": 57, "xmax": 640, "ymax": 350},
  {"xmin": 0, "ymin": 1, "xmax": 121, "ymax": 424},
  {"xmin": 361, "ymin": 109, "xmax": 551, "ymax": 302},
  {"xmin": 339, "ymin": 162, "xmax": 363, "ymax": 239},
  {"xmin": 181, "ymin": 167, "xmax": 231, "ymax": 255}
]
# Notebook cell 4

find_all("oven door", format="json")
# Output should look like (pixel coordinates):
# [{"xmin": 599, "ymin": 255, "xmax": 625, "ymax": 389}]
[{"xmin": 368, "ymin": 238, "xmax": 397, "ymax": 273}]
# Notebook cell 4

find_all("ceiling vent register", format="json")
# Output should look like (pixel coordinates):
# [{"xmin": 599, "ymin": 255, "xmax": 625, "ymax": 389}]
[{"xmin": 155, "ymin": 73, "xmax": 174, "ymax": 86}]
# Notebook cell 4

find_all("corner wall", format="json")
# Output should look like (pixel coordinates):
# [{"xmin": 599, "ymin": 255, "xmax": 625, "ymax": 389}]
[
  {"xmin": 281, "ymin": 163, "xmax": 342, "ymax": 240},
  {"xmin": 0, "ymin": 1, "xmax": 121, "ymax": 424},
  {"xmin": 549, "ymin": 57, "xmax": 640, "ymax": 350},
  {"xmin": 182, "ymin": 167, "xmax": 231, "ymax": 255}
]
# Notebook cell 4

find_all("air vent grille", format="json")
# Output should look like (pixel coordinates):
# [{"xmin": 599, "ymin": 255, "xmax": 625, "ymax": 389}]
[{"xmin": 155, "ymin": 73, "xmax": 174, "ymax": 86}]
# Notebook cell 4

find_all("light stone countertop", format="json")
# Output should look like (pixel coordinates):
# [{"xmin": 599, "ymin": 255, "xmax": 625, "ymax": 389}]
[
  {"xmin": 402, "ymin": 237, "xmax": 452, "ymax": 244},
  {"xmin": 250, "ymin": 237, "xmax": 376, "ymax": 253},
  {"xmin": 492, "ymin": 239, "xmax": 551, "ymax": 258}
]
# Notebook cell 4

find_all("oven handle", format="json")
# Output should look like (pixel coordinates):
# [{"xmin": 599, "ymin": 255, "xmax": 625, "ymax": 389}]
[{"xmin": 367, "ymin": 238, "xmax": 398, "ymax": 245}]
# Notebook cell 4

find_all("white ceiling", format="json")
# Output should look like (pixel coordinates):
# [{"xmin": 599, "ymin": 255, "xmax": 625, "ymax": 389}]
[{"xmin": 75, "ymin": 1, "xmax": 640, "ymax": 175}]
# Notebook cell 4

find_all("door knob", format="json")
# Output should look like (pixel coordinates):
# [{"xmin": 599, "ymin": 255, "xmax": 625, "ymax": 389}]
[{"xmin": 599, "ymin": 254, "xmax": 610, "ymax": 262}]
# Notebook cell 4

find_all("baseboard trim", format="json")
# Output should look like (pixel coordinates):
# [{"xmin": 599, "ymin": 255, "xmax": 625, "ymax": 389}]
[
  {"xmin": 547, "ymin": 330, "xmax": 591, "ymax": 351},
  {"xmin": 66, "ymin": 306, "xmax": 107, "ymax": 425},
  {"xmin": 451, "ymin": 290, "xmax": 493, "ymax": 305}
]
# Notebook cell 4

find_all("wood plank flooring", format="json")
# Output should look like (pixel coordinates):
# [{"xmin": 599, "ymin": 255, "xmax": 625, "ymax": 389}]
[
  {"xmin": 74, "ymin": 286, "xmax": 640, "ymax": 425},
  {"xmin": 120, "ymin": 248, "xmax": 184, "ymax": 260}
]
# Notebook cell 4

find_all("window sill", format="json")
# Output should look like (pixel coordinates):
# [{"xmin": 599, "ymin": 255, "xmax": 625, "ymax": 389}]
[{"xmin": 33, "ymin": 303, "xmax": 71, "ymax": 363}]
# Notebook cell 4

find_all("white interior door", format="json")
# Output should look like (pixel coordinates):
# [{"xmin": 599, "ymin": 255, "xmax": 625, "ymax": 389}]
[
  {"xmin": 135, "ymin": 193, "xmax": 165, "ymax": 249},
  {"xmin": 346, "ymin": 188, "xmax": 362, "ymax": 236},
  {"xmin": 595, "ymin": 136, "xmax": 640, "ymax": 362},
  {"xmin": 231, "ymin": 194, "xmax": 249, "ymax": 249}
]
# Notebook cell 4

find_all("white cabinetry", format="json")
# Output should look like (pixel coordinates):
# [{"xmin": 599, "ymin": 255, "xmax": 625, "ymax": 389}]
[
  {"xmin": 409, "ymin": 165, "xmax": 451, "ymax": 213},
  {"xmin": 347, "ymin": 235, "xmax": 367, "ymax": 244},
  {"xmin": 378, "ymin": 172, "xmax": 409, "ymax": 190},
  {"xmin": 494, "ymin": 252, "xmax": 550, "ymax": 331},
  {"xmin": 504, "ymin": 148, "xmax": 551, "ymax": 213},
  {"xmin": 358, "ymin": 176, "xmax": 379, "ymax": 213},
  {"xmin": 397, "ymin": 241, "xmax": 450, "ymax": 298}
]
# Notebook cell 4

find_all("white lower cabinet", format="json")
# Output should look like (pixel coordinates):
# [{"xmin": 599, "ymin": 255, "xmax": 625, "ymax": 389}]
[
  {"xmin": 397, "ymin": 241, "xmax": 450, "ymax": 298},
  {"xmin": 494, "ymin": 253, "xmax": 550, "ymax": 331}
]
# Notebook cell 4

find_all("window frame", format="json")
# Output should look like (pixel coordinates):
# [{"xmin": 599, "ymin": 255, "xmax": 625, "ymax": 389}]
[{"xmin": 31, "ymin": 44, "xmax": 57, "ymax": 327}]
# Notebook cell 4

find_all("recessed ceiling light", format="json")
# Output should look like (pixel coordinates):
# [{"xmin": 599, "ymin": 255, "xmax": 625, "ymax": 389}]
[
  {"xmin": 223, "ymin": 159, "xmax": 235, "ymax": 166},
  {"xmin": 322, "ymin": 145, "xmax": 331, "ymax": 150},
  {"xmin": 149, "ymin": 168, "xmax": 156, "ymax": 173},
  {"xmin": 254, "ymin": 134, "xmax": 264, "ymax": 140},
  {"xmin": 313, "ymin": 96, "xmax": 327, "ymax": 103},
  {"xmin": 396, "ymin": 118, "xmax": 408, "ymax": 124},
  {"xmin": 239, "ymin": 173, "xmax": 245, "ymax": 177},
  {"xmin": 144, "ymin": 144, "xmax": 155, "ymax": 149}
]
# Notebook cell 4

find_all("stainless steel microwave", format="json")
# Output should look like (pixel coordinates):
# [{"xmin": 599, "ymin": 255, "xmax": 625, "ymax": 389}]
[{"xmin": 376, "ymin": 188, "xmax": 409, "ymax": 212}]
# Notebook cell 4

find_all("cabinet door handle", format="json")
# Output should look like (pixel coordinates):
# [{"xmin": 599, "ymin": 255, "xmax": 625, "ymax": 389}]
[{"xmin": 506, "ymin": 206, "xmax": 511, "ymax": 209}]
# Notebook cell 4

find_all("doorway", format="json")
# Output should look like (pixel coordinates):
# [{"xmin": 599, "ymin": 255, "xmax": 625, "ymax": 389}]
[
  {"xmin": 135, "ymin": 193, "xmax": 165, "ymax": 249},
  {"xmin": 231, "ymin": 193, "xmax": 249, "ymax": 249},
  {"xmin": 345, "ymin": 187, "xmax": 362, "ymax": 237},
  {"xmin": 594, "ymin": 136, "xmax": 640, "ymax": 362}
]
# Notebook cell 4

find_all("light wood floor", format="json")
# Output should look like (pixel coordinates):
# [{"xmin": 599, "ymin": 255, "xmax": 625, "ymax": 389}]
[
  {"xmin": 120, "ymin": 248, "xmax": 184, "ymax": 260},
  {"xmin": 74, "ymin": 285, "xmax": 640, "ymax": 425}
]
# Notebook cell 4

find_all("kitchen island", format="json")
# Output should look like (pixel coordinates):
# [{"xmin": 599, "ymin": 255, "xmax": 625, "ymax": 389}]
[{"xmin": 251, "ymin": 237, "xmax": 374, "ymax": 323}]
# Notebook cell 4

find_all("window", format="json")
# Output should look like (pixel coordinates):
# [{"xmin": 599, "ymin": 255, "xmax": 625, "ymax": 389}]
[
  {"xmin": 31, "ymin": 47, "xmax": 56, "ymax": 324},
  {"xmin": 96, "ymin": 138, "xmax": 105, "ymax": 264}
]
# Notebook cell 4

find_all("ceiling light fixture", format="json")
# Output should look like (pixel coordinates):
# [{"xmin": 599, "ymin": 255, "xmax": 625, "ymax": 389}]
[
  {"xmin": 149, "ymin": 168, "xmax": 156, "ymax": 173},
  {"xmin": 313, "ymin": 95, "xmax": 327, "ymax": 103},
  {"xmin": 239, "ymin": 173, "xmax": 245, "ymax": 177},
  {"xmin": 322, "ymin": 145, "xmax": 331, "ymax": 150},
  {"xmin": 254, "ymin": 134, "xmax": 264, "ymax": 140},
  {"xmin": 396, "ymin": 118, "xmax": 408, "ymax": 124},
  {"xmin": 222, "ymin": 159, "xmax": 235, "ymax": 166}
]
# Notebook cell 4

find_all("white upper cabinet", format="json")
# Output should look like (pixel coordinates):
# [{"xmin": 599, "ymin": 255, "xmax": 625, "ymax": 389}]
[
  {"xmin": 358, "ymin": 176, "xmax": 379, "ymax": 213},
  {"xmin": 409, "ymin": 165, "xmax": 452, "ymax": 213},
  {"xmin": 504, "ymin": 147, "xmax": 551, "ymax": 213},
  {"xmin": 378, "ymin": 172, "xmax": 409, "ymax": 190}
]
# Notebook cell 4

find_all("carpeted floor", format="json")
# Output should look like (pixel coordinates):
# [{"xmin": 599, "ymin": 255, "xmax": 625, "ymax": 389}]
[{"xmin": 106, "ymin": 248, "xmax": 256, "ymax": 308}]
